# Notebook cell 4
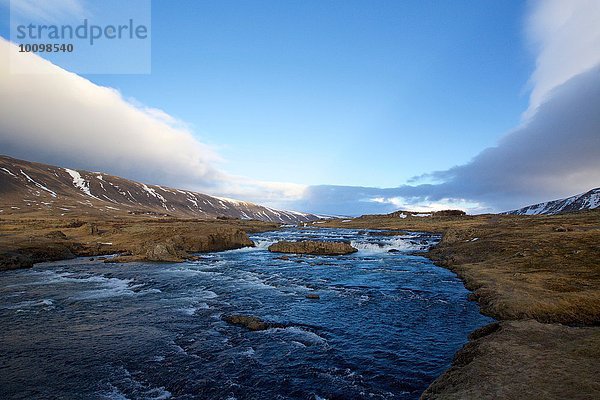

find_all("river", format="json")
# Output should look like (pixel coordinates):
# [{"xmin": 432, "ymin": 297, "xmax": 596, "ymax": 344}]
[{"xmin": 0, "ymin": 227, "xmax": 492, "ymax": 399}]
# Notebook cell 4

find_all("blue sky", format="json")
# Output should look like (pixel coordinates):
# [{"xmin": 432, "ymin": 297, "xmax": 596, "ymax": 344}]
[
  {"xmin": 88, "ymin": 0, "xmax": 531, "ymax": 187},
  {"xmin": 104, "ymin": 1, "xmax": 533, "ymax": 186},
  {"xmin": 1, "ymin": 0, "xmax": 599, "ymax": 214}
]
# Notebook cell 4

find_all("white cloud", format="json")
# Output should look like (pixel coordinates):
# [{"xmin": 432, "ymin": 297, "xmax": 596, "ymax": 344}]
[
  {"xmin": 525, "ymin": 0, "xmax": 600, "ymax": 116},
  {"xmin": 0, "ymin": 37, "xmax": 305, "ymax": 207},
  {"xmin": 0, "ymin": 37, "xmax": 217, "ymax": 185},
  {"xmin": 218, "ymin": 179, "xmax": 306, "ymax": 201}
]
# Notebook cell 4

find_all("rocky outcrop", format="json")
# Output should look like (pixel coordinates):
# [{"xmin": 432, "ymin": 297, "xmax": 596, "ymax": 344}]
[
  {"xmin": 0, "ymin": 244, "xmax": 76, "ymax": 271},
  {"xmin": 44, "ymin": 230, "xmax": 68, "ymax": 240},
  {"xmin": 1, "ymin": 217, "xmax": 274, "ymax": 269},
  {"xmin": 222, "ymin": 314, "xmax": 285, "ymax": 331},
  {"xmin": 144, "ymin": 241, "xmax": 187, "ymax": 262},
  {"xmin": 200, "ymin": 230, "xmax": 255, "ymax": 252},
  {"xmin": 268, "ymin": 240, "xmax": 357, "ymax": 255},
  {"xmin": 117, "ymin": 229, "xmax": 255, "ymax": 262},
  {"xmin": 0, "ymin": 252, "xmax": 36, "ymax": 270}
]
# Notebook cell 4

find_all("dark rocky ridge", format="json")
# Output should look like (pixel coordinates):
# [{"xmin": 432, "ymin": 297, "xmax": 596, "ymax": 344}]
[{"xmin": 0, "ymin": 155, "xmax": 318, "ymax": 224}]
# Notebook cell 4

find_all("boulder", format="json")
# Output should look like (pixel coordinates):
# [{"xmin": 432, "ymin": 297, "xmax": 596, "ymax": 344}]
[
  {"xmin": 145, "ymin": 242, "xmax": 186, "ymax": 262},
  {"xmin": 200, "ymin": 229, "xmax": 255, "ymax": 252},
  {"xmin": 0, "ymin": 252, "xmax": 34, "ymax": 270},
  {"xmin": 268, "ymin": 240, "xmax": 358, "ymax": 255},
  {"xmin": 222, "ymin": 314, "xmax": 284, "ymax": 331}
]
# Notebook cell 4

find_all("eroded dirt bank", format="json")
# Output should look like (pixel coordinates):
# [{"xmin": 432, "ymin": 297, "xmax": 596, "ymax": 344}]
[
  {"xmin": 0, "ymin": 215, "xmax": 278, "ymax": 269},
  {"xmin": 322, "ymin": 210, "xmax": 600, "ymax": 399}
]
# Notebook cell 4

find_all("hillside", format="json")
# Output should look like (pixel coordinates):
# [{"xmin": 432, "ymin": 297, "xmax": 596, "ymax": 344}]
[
  {"xmin": 504, "ymin": 188, "xmax": 600, "ymax": 215},
  {"xmin": 0, "ymin": 155, "xmax": 317, "ymax": 224}
]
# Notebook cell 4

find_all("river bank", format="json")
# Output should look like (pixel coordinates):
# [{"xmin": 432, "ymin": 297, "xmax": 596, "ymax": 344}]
[
  {"xmin": 322, "ymin": 210, "xmax": 600, "ymax": 399},
  {"xmin": 0, "ymin": 214, "xmax": 278, "ymax": 270}
]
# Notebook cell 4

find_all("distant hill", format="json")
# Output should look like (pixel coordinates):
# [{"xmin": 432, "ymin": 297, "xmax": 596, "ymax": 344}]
[
  {"xmin": 0, "ymin": 155, "xmax": 318, "ymax": 224},
  {"xmin": 504, "ymin": 188, "xmax": 600, "ymax": 215}
]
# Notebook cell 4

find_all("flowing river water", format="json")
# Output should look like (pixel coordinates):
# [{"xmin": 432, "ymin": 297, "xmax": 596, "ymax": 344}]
[{"xmin": 0, "ymin": 228, "xmax": 492, "ymax": 399}]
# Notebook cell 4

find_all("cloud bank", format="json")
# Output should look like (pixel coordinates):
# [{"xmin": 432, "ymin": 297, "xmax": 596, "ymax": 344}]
[
  {"xmin": 290, "ymin": 0, "xmax": 600, "ymax": 215},
  {"xmin": 525, "ymin": 0, "xmax": 600, "ymax": 115},
  {"xmin": 0, "ymin": 37, "xmax": 305, "ymax": 207},
  {"xmin": 0, "ymin": 37, "xmax": 219, "ymax": 187}
]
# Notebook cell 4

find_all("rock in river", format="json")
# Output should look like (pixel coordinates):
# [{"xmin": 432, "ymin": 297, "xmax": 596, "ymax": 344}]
[
  {"xmin": 223, "ymin": 314, "xmax": 284, "ymax": 331},
  {"xmin": 268, "ymin": 240, "xmax": 358, "ymax": 255}
]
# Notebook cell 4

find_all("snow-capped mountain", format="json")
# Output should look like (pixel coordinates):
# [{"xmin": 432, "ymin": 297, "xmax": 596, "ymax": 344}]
[
  {"xmin": 504, "ymin": 188, "xmax": 600, "ymax": 215},
  {"xmin": 0, "ymin": 155, "xmax": 318, "ymax": 224}
]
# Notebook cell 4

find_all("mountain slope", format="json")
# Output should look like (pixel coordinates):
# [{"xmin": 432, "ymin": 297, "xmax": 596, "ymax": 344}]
[
  {"xmin": 504, "ymin": 188, "xmax": 600, "ymax": 215},
  {"xmin": 0, "ymin": 155, "xmax": 317, "ymax": 224}
]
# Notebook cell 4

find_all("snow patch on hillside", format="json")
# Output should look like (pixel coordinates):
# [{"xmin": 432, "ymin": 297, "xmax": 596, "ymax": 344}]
[
  {"xmin": 214, "ymin": 196, "xmax": 249, "ymax": 206},
  {"xmin": 20, "ymin": 170, "xmax": 57, "ymax": 198},
  {"xmin": 141, "ymin": 184, "xmax": 165, "ymax": 201},
  {"xmin": 140, "ymin": 183, "xmax": 169, "ymax": 210},
  {"xmin": 65, "ymin": 168, "xmax": 100, "ymax": 200},
  {"xmin": 1, "ymin": 167, "xmax": 16, "ymax": 177}
]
